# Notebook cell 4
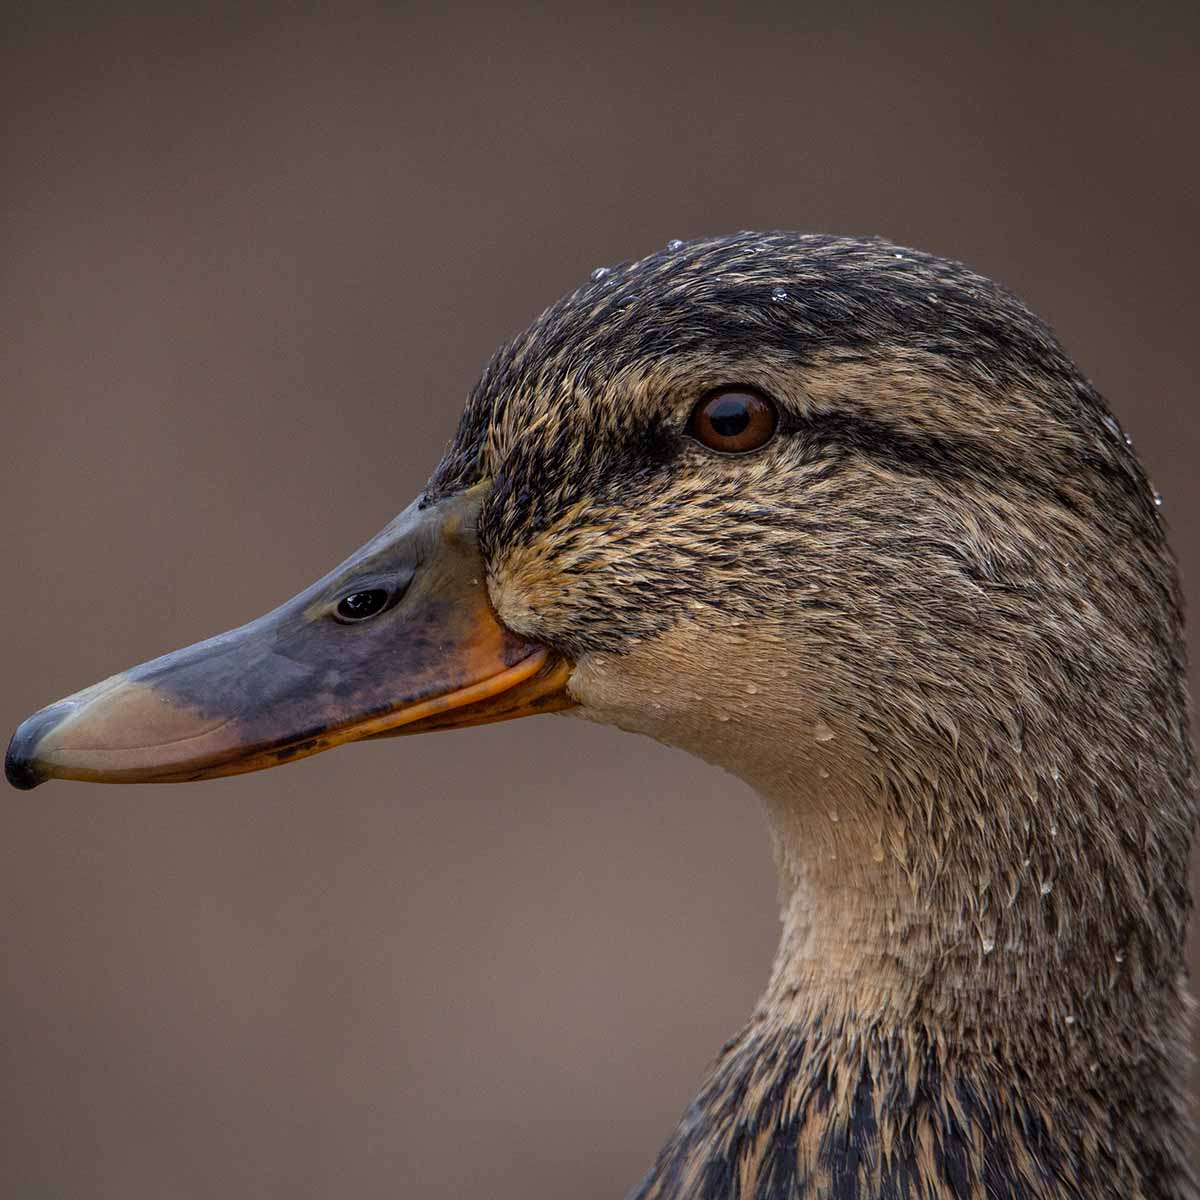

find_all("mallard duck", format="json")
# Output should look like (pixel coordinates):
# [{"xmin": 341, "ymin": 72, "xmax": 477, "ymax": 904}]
[{"xmin": 6, "ymin": 233, "xmax": 1196, "ymax": 1198}]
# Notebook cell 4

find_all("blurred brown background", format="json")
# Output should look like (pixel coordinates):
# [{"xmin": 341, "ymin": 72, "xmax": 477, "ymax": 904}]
[{"xmin": 1, "ymin": 3, "xmax": 1197, "ymax": 1196}]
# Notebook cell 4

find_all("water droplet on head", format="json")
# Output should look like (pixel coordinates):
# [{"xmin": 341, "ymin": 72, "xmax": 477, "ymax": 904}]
[
  {"xmin": 871, "ymin": 845, "xmax": 885, "ymax": 863},
  {"xmin": 828, "ymin": 810, "xmax": 840, "ymax": 823},
  {"xmin": 981, "ymin": 937, "xmax": 996, "ymax": 954},
  {"xmin": 771, "ymin": 286, "xmax": 789, "ymax": 302},
  {"xmin": 1114, "ymin": 951, "xmax": 1125, "ymax": 963},
  {"xmin": 818, "ymin": 766, "xmax": 830, "ymax": 779},
  {"xmin": 590, "ymin": 266, "xmax": 611, "ymax": 282},
  {"xmin": 1040, "ymin": 880, "xmax": 1053, "ymax": 896},
  {"xmin": 1065, "ymin": 1014, "xmax": 1076, "ymax": 1025},
  {"xmin": 745, "ymin": 683, "xmax": 759, "ymax": 695},
  {"xmin": 1152, "ymin": 490, "xmax": 1164, "ymax": 509},
  {"xmin": 813, "ymin": 720, "xmax": 835, "ymax": 743},
  {"xmin": 666, "ymin": 238, "xmax": 684, "ymax": 251},
  {"xmin": 1049, "ymin": 823, "xmax": 1058, "ymax": 837}
]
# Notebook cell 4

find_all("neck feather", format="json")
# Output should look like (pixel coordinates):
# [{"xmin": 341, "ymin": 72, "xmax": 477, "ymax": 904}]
[
  {"xmin": 633, "ymin": 769, "xmax": 1197, "ymax": 1200},
  {"xmin": 630, "ymin": 1012, "xmax": 1197, "ymax": 1200}
]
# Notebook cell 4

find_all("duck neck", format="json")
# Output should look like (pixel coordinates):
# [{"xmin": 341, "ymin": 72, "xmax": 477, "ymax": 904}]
[
  {"xmin": 754, "ymin": 759, "xmax": 1193, "ymax": 1054},
  {"xmin": 755, "ymin": 776, "xmax": 1075, "ymax": 1031},
  {"xmin": 634, "ymin": 765, "xmax": 1197, "ymax": 1200}
]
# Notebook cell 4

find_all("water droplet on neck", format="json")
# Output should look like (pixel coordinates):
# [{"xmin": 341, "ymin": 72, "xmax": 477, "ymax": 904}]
[
  {"xmin": 813, "ymin": 720, "xmax": 835, "ymax": 743},
  {"xmin": 981, "ymin": 937, "xmax": 996, "ymax": 954},
  {"xmin": 818, "ymin": 766, "xmax": 830, "ymax": 779},
  {"xmin": 1114, "ymin": 951, "xmax": 1125, "ymax": 963},
  {"xmin": 770, "ymin": 286, "xmax": 788, "ymax": 302},
  {"xmin": 745, "ymin": 683, "xmax": 759, "ymax": 695},
  {"xmin": 590, "ymin": 266, "xmax": 611, "ymax": 282},
  {"xmin": 1152, "ymin": 490, "xmax": 1164, "ymax": 509},
  {"xmin": 828, "ymin": 810, "xmax": 839, "ymax": 823},
  {"xmin": 1064, "ymin": 1014, "xmax": 1076, "ymax": 1025},
  {"xmin": 1040, "ymin": 880, "xmax": 1053, "ymax": 896},
  {"xmin": 871, "ymin": 845, "xmax": 885, "ymax": 863},
  {"xmin": 666, "ymin": 238, "xmax": 684, "ymax": 251}
]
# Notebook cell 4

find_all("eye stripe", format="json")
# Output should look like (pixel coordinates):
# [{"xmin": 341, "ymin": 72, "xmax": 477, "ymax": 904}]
[{"xmin": 794, "ymin": 411, "xmax": 1094, "ymax": 515}]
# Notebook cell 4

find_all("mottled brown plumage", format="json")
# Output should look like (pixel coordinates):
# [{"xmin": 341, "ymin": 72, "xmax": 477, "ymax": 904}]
[
  {"xmin": 430, "ymin": 233, "xmax": 1196, "ymax": 1197},
  {"xmin": 7, "ymin": 231, "xmax": 1193, "ymax": 1197}
]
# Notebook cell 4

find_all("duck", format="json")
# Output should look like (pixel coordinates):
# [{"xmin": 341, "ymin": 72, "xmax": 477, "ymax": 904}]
[{"xmin": 5, "ymin": 232, "xmax": 1196, "ymax": 1198}]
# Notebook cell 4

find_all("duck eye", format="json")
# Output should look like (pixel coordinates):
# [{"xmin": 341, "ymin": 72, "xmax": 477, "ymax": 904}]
[
  {"xmin": 335, "ymin": 589, "xmax": 391, "ymax": 622},
  {"xmin": 687, "ymin": 389, "xmax": 778, "ymax": 454}
]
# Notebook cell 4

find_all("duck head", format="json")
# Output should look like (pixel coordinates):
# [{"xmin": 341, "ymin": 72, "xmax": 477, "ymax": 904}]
[
  {"xmin": 8, "ymin": 233, "xmax": 1196, "ymax": 1193},
  {"xmin": 6, "ymin": 234, "xmax": 1190, "ymax": 994}
]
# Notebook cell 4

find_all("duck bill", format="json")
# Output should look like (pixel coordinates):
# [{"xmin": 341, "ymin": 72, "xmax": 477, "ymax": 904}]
[{"xmin": 4, "ymin": 487, "xmax": 575, "ymax": 790}]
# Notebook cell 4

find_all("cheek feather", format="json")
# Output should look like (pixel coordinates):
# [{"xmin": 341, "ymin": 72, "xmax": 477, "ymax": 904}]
[{"xmin": 484, "ymin": 463, "xmax": 780, "ymax": 652}]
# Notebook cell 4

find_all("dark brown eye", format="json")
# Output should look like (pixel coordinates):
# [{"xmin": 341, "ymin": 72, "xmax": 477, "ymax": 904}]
[{"xmin": 686, "ymin": 389, "xmax": 778, "ymax": 454}]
